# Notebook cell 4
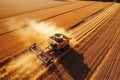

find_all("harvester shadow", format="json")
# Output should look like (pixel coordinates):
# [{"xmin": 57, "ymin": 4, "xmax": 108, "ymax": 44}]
[
  {"xmin": 49, "ymin": 64, "xmax": 64, "ymax": 80},
  {"xmin": 40, "ymin": 63, "xmax": 64, "ymax": 80},
  {"xmin": 58, "ymin": 48, "xmax": 90, "ymax": 80}
]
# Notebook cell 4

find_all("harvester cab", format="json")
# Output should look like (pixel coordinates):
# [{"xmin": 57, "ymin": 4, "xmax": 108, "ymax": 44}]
[{"xmin": 48, "ymin": 33, "xmax": 70, "ymax": 50}]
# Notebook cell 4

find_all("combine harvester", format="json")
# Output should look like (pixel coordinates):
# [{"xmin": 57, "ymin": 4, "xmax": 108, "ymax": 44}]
[{"xmin": 29, "ymin": 33, "xmax": 71, "ymax": 66}]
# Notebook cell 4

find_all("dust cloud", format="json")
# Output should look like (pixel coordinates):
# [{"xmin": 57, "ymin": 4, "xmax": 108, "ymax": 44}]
[{"xmin": 29, "ymin": 21, "xmax": 66, "ymax": 36}]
